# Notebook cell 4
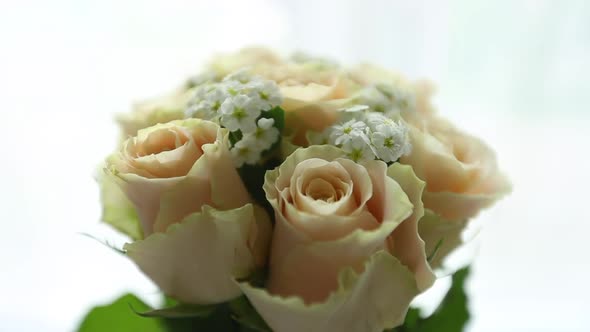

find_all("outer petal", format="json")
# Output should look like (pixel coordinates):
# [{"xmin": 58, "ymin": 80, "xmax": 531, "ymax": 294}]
[
  {"xmin": 418, "ymin": 209, "xmax": 468, "ymax": 269},
  {"xmin": 280, "ymin": 76, "xmax": 357, "ymax": 146},
  {"xmin": 98, "ymin": 169, "xmax": 143, "ymax": 240},
  {"xmin": 124, "ymin": 204, "xmax": 270, "ymax": 304},
  {"xmin": 267, "ymin": 198, "xmax": 409, "ymax": 303},
  {"xmin": 387, "ymin": 163, "xmax": 436, "ymax": 291},
  {"xmin": 240, "ymin": 251, "xmax": 418, "ymax": 332},
  {"xmin": 423, "ymin": 173, "xmax": 512, "ymax": 220},
  {"xmin": 115, "ymin": 173, "xmax": 183, "ymax": 236}
]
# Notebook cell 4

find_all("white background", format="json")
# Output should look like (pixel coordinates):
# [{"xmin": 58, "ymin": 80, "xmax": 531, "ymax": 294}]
[{"xmin": 1, "ymin": 0, "xmax": 589, "ymax": 331}]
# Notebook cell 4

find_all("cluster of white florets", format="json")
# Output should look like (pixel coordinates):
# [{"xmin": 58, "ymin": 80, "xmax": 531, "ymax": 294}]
[
  {"xmin": 353, "ymin": 83, "xmax": 416, "ymax": 116},
  {"xmin": 185, "ymin": 70, "xmax": 282, "ymax": 167},
  {"xmin": 311, "ymin": 107, "xmax": 412, "ymax": 163}
]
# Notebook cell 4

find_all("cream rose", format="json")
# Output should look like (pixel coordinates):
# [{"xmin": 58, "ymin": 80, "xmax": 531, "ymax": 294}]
[
  {"xmin": 239, "ymin": 146, "xmax": 435, "ymax": 332},
  {"xmin": 399, "ymin": 116, "xmax": 510, "ymax": 267},
  {"xmin": 103, "ymin": 119, "xmax": 271, "ymax": 304},
  {"xmin": 401, "ymin": 116, "xmax": 511, "ymax": 221}
]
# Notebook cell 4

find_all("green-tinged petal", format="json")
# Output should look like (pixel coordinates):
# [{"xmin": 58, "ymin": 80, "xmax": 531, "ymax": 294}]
[
  {"xmin": 99, "ymin": 169, "xmax": 143, "ymax": 240},
  {"xmin": 124, "ymin": 204, "xmax": 268, "ymax": 304},
  {"xmin": 240, "ymin": 251, "xmax": 419, "ymax": 332},
  {"xmin": 387, "ymin": 163, "xmax": 436, "ymax": 291},
  {"xmin": 418, "ymin": 209, "xmax": 468, "ymax": 269}
]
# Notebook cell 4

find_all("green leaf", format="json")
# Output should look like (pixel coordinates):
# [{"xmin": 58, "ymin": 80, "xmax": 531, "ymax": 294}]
[
  {"xmin": 417, "ymin": 266, "xmax": 470, "ymax": 331},
  {"xmin": 390, "ymin": 266, "xmax": 471, "ymax": 332},
  {"xmin": 77, "ymin": 294, "xmax": 166, "ymax": 332},
  {"xmin": 238, "ymin": 158, "xmax": 281, "ymax": 219},
  {"xmin": 229, "ymin": 296, "xmax": 272, "ymax": 332},
  {"xmin": 262, "ymin": 106, "xmax": 285, "ymax": 132},
  {"xmin": 132, "ymin": 303, "xmax": 216, "ymax": 319},
  {"xmin": 229, "ymin": 130, "xmax": 243, "ymax": 146},
  {"xmin": 260, "ymin": 106, "xmax": 285, "ymax": 157}
]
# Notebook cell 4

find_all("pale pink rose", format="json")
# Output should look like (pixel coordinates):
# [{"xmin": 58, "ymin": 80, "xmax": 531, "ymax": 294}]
[
  {"xmin": 239, "ymin": 146, "xmax": 435, "ymax": 332},
  {"xmin": 401, "ymin": 116, "xmax": 511, "ymax": 221},
  {"xmin": 106, "ymin": 118, "xmax": 252, "ymax": 236},
  {"xmin": 104, "ymin": 119, "xmax": 272, "ymax": 304}
]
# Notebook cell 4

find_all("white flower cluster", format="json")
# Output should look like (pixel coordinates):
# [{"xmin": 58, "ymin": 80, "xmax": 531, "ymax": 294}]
[
  {"xmin": 312, "ymin": 108, "xmax": 411, "ymax": 163},
  {"xmin": 353, "ymin": 84, "xmax": 416, "ymax": 116},
  {"xmin": 230, "ymin": 117, "xmax": 280, "ymax": 167},
  {"xmin": 185, "ymin": 70, "xmax": 283, "ymax": 167}
]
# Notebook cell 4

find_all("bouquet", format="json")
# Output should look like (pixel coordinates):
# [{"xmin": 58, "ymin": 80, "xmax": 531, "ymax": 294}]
[{"xmin": 79, "ymin": 47, "xmax": 511, "ymax": 332}]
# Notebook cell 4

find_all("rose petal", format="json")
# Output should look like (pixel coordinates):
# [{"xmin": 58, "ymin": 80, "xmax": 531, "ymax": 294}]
[
  {"xmin": 124, "ymin": 204, "xmax": 268, "ymax": 304},
  {"xmin": 240, "ymin": 251, "xmax": 418, "ymax": 332},
  {"xmin": 387, "ymin": 163, "xmax": 436, "ymax": 290},
  {"xmin": 99, "ymin": 168, "xmax": 143, "ymax": 240},
  {"xmin": 116, "ymin": 173, "xmax": 183, "ymax": 235},
  {"xmin": 418, "ymin": 209, "xmax": 468, "ymax": 269}
]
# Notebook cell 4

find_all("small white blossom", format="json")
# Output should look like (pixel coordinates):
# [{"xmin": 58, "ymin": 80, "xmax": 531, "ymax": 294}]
[
  {"xmin": 341, "ymin": 134, "xmax": 376, "ymax": 162},
  {"xmin": 365, "ymin": 112, "xmax": 395, "ymax": 129},
  {"xmin": 230, "ymin": 135, "xmax": 264, "ymax": 167},
  {"xmin": 336, "ymin": 104, "xmax": 370, "ymax": 122},
  {"xmin": 219, "ymin": 95, "xmax": 261, "ymax": 133},
  {"xmin": 330, "ymin": 119, "xmax": 368, "ymax": 146},
  {"xmin": 252, "ymin": 118, "xmax": 279, "ymax": 150},
  {"xmin": 222, "ymin": 79, "xmax": 250, "ymax": 96},
  {"xmin": 186, "ymin": 84, "xmax": 227, "ymax": 119},
  {"xmin": 247, "ymin": 80, "xmax": 283, "ymax": 110},
  {"xmin": 370, "ymin": 120, "xmax": 411, "ymax": 162}
]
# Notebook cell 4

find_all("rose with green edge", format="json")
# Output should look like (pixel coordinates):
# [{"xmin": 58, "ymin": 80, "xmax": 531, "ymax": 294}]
[
  {"xmin": 239, "ymin": 145, "xmax": 435, "ymax": 332},
  {"xmin": 102, "ymin": 118, "xmax": 272, "ymax": 304},
  {"xmin": 400, "ymin": 116, "xmax": 511, "ymax": 268}
]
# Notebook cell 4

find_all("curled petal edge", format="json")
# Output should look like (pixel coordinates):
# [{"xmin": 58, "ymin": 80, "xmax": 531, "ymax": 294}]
[{"xmin": 239, "ymin": 250, "xmax": 419, "ymax": 332}]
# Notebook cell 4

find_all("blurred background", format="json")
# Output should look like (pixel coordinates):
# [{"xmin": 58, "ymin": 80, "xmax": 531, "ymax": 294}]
[{"xmin": 1, "ymin": 0, "xmax": 588, "ymax": 331}]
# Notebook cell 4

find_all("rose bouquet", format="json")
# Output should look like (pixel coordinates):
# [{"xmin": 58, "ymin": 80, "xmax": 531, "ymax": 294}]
[{"xmin": 79, "ymin": 48, "xmax": 510, "ymax": 332}]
